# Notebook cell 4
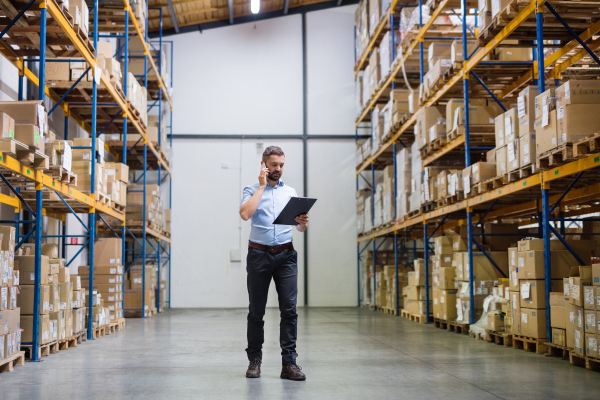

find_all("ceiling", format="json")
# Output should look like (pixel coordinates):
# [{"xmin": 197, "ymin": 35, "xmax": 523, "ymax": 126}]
[{"xmin": 147, "ymin": 0, "xmax": 349, "ymax": 34}]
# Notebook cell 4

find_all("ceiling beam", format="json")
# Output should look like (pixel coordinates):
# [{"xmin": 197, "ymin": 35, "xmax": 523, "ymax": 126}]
[
  {"xmin": 228, "ymin": 0, "xmax": 233, "ymax": 23},
  {"xmin": 166, "ymin": 0, "xmax": 180, "ymax": 32}
]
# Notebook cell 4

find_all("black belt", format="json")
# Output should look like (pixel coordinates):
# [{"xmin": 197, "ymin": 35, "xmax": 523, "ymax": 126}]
[{"xmin": 249, "ymin": 241, "xmax": 293, "ymax": 253}]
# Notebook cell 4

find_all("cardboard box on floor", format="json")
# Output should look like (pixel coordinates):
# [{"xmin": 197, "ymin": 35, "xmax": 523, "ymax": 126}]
[
  {"xmin": 21, "ymin": 314, "xmax": 50, "ymax": 344},
  {"xmin": 570, "ymin": 266, "xmax": 593, "ymax": 307},
  {"xmin": 521, "ymin": 308, "xmax": 547, "ymax": 338},
  {"xmin": 520, "ymin": 279, "xmax": 562, "ymax": 309}
]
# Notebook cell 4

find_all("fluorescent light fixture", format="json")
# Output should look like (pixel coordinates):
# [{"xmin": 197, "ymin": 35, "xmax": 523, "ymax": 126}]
[{"xmin": 251, "ymin": 0, "xmax": 260, "ymax": 14}]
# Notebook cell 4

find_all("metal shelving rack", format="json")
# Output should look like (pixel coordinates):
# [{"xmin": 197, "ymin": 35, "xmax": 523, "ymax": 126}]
[
  {"xmin": 0, "ymin": 0, "xmax": 173, "ymax": 361},
  {"xmin": 355, "ymin": 0, "xmax": 600, "ymax": 342}
]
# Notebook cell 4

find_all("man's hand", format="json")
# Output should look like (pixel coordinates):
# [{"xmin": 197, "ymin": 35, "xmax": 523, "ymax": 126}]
[
  {"xmin": 258, "ymin": 166, "xmax": 269, "ymax": 188},
  {"xmin": 295, "ymin": 214, "xmax": 309, "ymax": 232}
]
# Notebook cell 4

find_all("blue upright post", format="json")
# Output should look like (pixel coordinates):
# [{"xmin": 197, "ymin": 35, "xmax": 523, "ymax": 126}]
[
  {"xmin": 31, "ymin": 187, "xmax": 42, "ymax": 361},
  {"xmin": 462, "ymin": 0, "xmax": 471, "ymax": 167},
  {"xmin": 542, "ymin": 186, "xmax": 552, "ymax": 341},
  {"xmin": 64, "ymin": 108, "xmax": 69, "ymax": 140},
  {"xmin": 14, "ymin": 188, "xmax": 20, "ymax": 245},
  {"xmin": 18, "ymin": 71, "xmax": 23, "ymax": 101},
  {"xmin": 87, "ymin": 0, "xmax": 99, "ymax": 341},
  {"xmin": 61, "ymin": 219, "xmax": 66, "ymax": 259},
  {"xmin": 357, "ymin": 244, "xmax": 361, "ymax": 307},
  {"xmin": 371, "ymin": 163, "xmax": 376, "ymax": 311},
  {"xmin": 142, "ymin": 142, "xmax": 147, "ymax": 317},
  {"xmin": 419, "ymin": 0, "xmax": 424, "ymax": 83},
  {"xmin": 30, "ymin": 2, "xmax": 47, "ymax": 362},
  {"xmin": 467, "ymin": 209, "xmax": 475, "ymax": 323},
  {"xmin": 560, "ymin": 210, "xmax": 565, "ymax": 236},
  {"xmin": 156, "ymin": 9, "xmax": 163, "ymax": 313},
  {"xmin": 394, "ymin": 232, "xmax": 399, "ymax": 316},
  {"xmin": 424, "ymin": 223, "xmax": 430, "ymax": 323},
  {"xmin": 122, "ymin": 3, "xmax": 129, "ymax": 315},
  {"xmin": 536, "ymin": 5, "xmax": 545, "ymax": 93}
]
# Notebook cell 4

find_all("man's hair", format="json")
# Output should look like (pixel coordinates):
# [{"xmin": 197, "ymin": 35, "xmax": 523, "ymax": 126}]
[{"xmin": 262, "ymin": 146, "xmax": 285, "ymax": 163}]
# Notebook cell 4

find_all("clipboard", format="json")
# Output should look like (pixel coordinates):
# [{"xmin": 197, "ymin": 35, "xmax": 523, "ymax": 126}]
[{"xmin": 273, "ymin": 197, "xmax": 317, "ymax": 225}]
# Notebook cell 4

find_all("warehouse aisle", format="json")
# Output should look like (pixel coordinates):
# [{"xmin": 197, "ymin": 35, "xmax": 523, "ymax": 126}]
[{"xmin": 3, "ymin": 308, "xmax": 600, "ymax": 399}]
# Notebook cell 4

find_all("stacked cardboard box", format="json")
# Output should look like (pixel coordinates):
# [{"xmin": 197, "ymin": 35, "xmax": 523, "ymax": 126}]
[
  {"xmin": 535, "ymin": 80, "xmax": 600, "ymax": 158},
  {"xmin": 125, "ymin": 264, "xmax": 157, "ymax": 316},
  {"xmin": 77, "ymin": 238, "xmax": 124, "ymax": 323},
  {"xmin": 415, "ymin": 106, "xmax": 445, "ymax": 151},
  {"xmin": 404, "ymin": 259, "xmax": 432, "ymax": 317},
  {"xmin": 513, "ymin": 239, "xmax": 594, "ymax": 341},
  {"xmin": 68, "ymin": 0, "xmax": 89, "ymax": 36},
  {"xmin": 104, "ymin": 162, "xmax": 129, "ymax": 207},
  {"xmin": 432, "ymin": 236, "xmax": 457, "ymax": 321},
  {"xmin": 127, "ymin": 184, "xmax": 165, "ymax": 230},
  {"xmin": 408, "ymin": 142, "xmax": 421, "ymax": 213},
  {"xmin": 354, "ymin": 0, "xmax": 369, "ymax": 60},
  {"xmin": 0, "ymin": 101, "xmax": 48, "ymax": 151},
  {"xmin": 567, "ymin": 265, "xmax": 600, "ymax": 356},
  {"xmin": 395, "ymin": 147, "xmax": 411, "ymax": 220},
  {"xmin": 0, "ymin": 225, "xmax": 22, "ymax": 359}
]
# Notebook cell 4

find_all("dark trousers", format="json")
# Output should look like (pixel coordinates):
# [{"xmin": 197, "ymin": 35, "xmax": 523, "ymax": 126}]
[{"xmin": 246, "ymin": 247, "xmax": 298, "ymax": 366}]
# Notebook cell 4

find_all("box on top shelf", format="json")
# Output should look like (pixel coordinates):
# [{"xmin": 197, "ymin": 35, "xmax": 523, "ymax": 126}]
[{"xmin": 518, "ymin": 85, "xmax": 539, "ymax": 136}]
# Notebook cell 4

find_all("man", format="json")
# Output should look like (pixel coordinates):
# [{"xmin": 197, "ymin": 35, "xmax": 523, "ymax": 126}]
[{"xmin": 239, "ymin": 146, "xmax": 308, "ymax": 381}]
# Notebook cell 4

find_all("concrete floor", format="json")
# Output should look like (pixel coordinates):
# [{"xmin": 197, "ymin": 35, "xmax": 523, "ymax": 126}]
[{"xmin": 2, "ymin": 308, "xmax": 600, "ymax": 399}]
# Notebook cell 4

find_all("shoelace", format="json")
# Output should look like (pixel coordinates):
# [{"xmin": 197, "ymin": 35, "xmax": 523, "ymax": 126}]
[
  {"xmin": 289, "ymin": 364, "xmax": 302, "ymax": 372},
  {"xmin": 249, "ymin": 359, "xmax": 262, "ymax": 370}
]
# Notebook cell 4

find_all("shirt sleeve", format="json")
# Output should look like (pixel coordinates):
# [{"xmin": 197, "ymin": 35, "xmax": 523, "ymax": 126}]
[{"xmin": 240, "ymin": 185, "xmax": 255, "ymax": 210}]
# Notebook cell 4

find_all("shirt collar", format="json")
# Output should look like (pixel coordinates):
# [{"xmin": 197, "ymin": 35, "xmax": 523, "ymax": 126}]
[{"xmin": 268, "ymin": 180, "xmax": 284, "ymax": 188}]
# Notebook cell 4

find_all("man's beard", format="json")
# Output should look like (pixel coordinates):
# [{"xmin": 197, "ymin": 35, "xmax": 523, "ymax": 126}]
[{"xmin": 268, "ymin": 171, "xmax": 281, "ymax": 180}]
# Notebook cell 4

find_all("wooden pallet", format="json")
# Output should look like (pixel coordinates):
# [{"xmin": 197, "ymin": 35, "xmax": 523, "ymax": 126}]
[
  {"xmin": 125, "ymin": 309, "xmax": 155, "ymax": 318},
  {"xmin": 512, "ymin": 335, "xmax": 547, "ymax": 355},
  {"xmin": 569, "ymin": 353, "xmax": 600, "ymax": 372},
  {"xmin": 58, "ymin": 334, "xmax": 78, "ymax": 351},
  {"xmin": 111, "ymin": 202, "xmax": 126, "ymax": 212},
  {"xmin": 400, "ymin": 309, "xmax": 410, "ymax": 319},
  {"xmin": 105, "ymin": 322, "xmax": 118, "ymax": 335},
  {"xmin": 408, "ymin": 313, "xmax": 430, "ymax": 324},
  {"xmin": 49, "ymin": 165, "xmax": 77, "ymax": 185},
  {"xmin": 0, "ymin": 138, "xmax": 49, "ymax": 170},
  {"xmin": 407, "ymin": 208, "xmax": 422, "ymax": 219},
  {"xmin": 470, "ymin": 180, "xmax": 493, "ymax": 196},
  {"xmin": 536, "ymin": 144, "xmax": 577, "ymax": 171},
  {"xmin": 446, "ymin": 124, "xmax": 495, "ymax": 142},
  {"xmin": 506, "ymin": 164, "xmax": 536, "ymax": 183},
  {"xmin": 76, "ymin": 329, "xmax": 87, "ymax": 344},
  {"xmin": 470, "ymin": 331, "xmax": 485, "ymax": 340},
  {"xmin": 92, "ymin": 326, "xmax": 106, "ymax": 339},
  {"xmin": 573, "ymin": 132, "xmax": 600, "ymax": 158},
  {"xmin": 116, "ymin": 318, "xmax": 126, "ymax": 331},
  {"xmin": 433, "ymin": 318, "xmax": 448, "ymax": 330},
  {"xmin": 0, "ymin": 351, "xmax": 25, "ymax": 374},
  {"xmin": 22, "ymin": 340, "xmax": 59, "ymax": 360},
  {"xmin": 486, "ymin": 329, "xmax": 513, "ymax": 347},
  {"xmin": 448, "ymin": 321, "xmax": 470, "ymax": 335},
  {"xmin": 546, "ymin": 343, "xmax": 572, "ymax": 360},
  {"xmin": 421, "ymin": 201, "xmax": 436, "ymax": 213}
]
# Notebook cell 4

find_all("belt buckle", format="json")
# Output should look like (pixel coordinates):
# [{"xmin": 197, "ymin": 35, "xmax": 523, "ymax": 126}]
[{"xmin": 269, "ymin": 246, "xmax": 276, "ymax": 253}]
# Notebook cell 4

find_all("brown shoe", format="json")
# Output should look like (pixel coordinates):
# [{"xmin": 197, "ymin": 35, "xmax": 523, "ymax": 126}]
[
  {"xmin": 280, "ymin": 364, "xmax": 306, "ymax": 381},
  {"xmin": 246, "ymin": 358, "xmax": 261, "ymax": 378}
]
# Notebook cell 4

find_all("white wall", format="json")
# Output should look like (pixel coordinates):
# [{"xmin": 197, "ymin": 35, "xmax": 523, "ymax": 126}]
[
  {"xmin": 170, "ymin": 5, "xmax": 358, "ymax": 307},
  {"xmin": 172, "ymin": 16, "xmax": 303, "ymax": 135}
]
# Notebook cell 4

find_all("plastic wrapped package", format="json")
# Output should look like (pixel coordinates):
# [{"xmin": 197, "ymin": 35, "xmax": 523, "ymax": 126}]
[{"xmin": 355, "ymin": 72, "xmax": 364, "ymax": 117}]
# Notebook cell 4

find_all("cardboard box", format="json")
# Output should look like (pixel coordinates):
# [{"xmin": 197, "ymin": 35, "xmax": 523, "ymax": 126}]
[
  {"xmin": 519, "ymin": 132, "xmax": 535, "ymax": 167},
  {"xmin": 487, "ymin": 311, "xmax": 505, "ymax": 331},
  {"xmin": 0, "ymin": 101, "xmax": 46, "ymax": 134},
  {"xmin": 518, "ymin": 85, "xmax": 539, "ymax": 136},
  {"xmin": 517, "ymin": 238, "xmax": 565, "ymax": 252},
  {"xmin": 450, "ymin": 39, "xmax": 478, "ymax": 63},
  {"xmin": 14, "ymin": 124, "xmax": 43, "ymax": 151},
  {"xmin": 535, "ymin": 109, "xmax": 557, "ymax": 155},
  {"xmin": 0, "ymin": 112, "xmax": 14, "ymax": 139},
  {"xmin": 520, "ymin": 250, "xmax": 583, "ymax": 280},
  {"xmin": 495, "ymin": 145, "xmax": 507, "ymax": 176},
  {"xmin": 586, "ymin": 333, "xmax": 599, "ymax": 358},
  {"xmin": 15, "ymin": 256, "xmax": 50, "ymax": 285},
  {"xmin": 553, "ymin": 328, "xmax": 566, "ymax": 346},
  {"xmin": 506, "ymin": 139, "xmax": 519, "ymax": 173},
  {"xmin": 48, "ymin": 283, "xmax": 59, "ymax": 313},
  {"xmin": 557, "ymin": 104, "xmax": 600, "ymax": 145},
  {"xmin": 503, "ymin": 107, "xmax": 518, "ymax": 143},
  {"xmin": 59, "ymin": 282, "xmax": 73, "ymax": 310},
  {"xmin": 575, "ymin": 328, "xmax": 585, "ymax": 355},
  {"xmin": 585, "ymin": 309, "xmax": 597, "ymax": 333},
  {"xmin": 415, "ymin": 106, "xmax": 445, "ymax": 149},
  {"xmin": 471, "ymin": 162, "xmax": 496, "ymax": 184},
  {"xmin": 93, "ymin": 238, "xmax": 122, "ymax": 266},
  {"xmin": 435, "ymin": 267, "xmax": 456, "ymax": 289},
  {"xmin": 41, "ymin": 244, "xmax": 58, "ymax": 258},
  {"xmin": 556, "ymin": 79, "xmax": 600, "ymax": 106},
  {"xmin": 105, "ymin": 162, "xmax": 129, "ymax": 183},
  {"xmin": 520, "ymin": 279, "xmax": 561, "ymax": 309},
  {"xmin": 584, "ymin": 286, "xmax": 596, "ymax": 310},
  {"xmin": 594, "ymin": 263, "xmax": 600, "ymax": 286},
  {"xmin": 571, "ymin": 266, "xmax": 593, "ymax": 306},
  {"xmin": 17, "ymin": 285, "xmax": 49, "ymax": 315},
  {"xmin": 59, "ymin": 267, "xmax": 70, "ymax": 284},
  {"xmin": 521, "ymin": 308, "xmax": 547, "ymax": 339},
  {"xmin": 495, "ymin": 114, "xmax": 505, "ymax": 147},
  {"xmin": 551, "ymin": 305, "xmax": 566, "ymax": 329},
  {"xmin": 468, "ymin": 252, "xmax": 508, "ymax": 281},
  {"xmin": 45, "ymin": 61, "xmax": 71, "ymax": 81},
  {"xmin": 21, "ymin": 314, "xmax": 50, "ymax": 344}
]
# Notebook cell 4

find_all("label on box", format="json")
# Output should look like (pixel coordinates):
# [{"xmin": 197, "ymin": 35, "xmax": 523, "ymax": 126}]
[
  {"xmin": 30, "ymin": 272, "xmax": 35, "ymax": 281},
  {"xmin": 109, "ymin": 268, "xmax": 116, "ymax": 274},
  {"xmin": 557, "ymin": 106, "xmax": 564, "ymax": 120},
  {"xmin": 571, "ymin": 284, "xmax": 580, "ymax": 300},
  {"xmin": 518, "ymin": 97, "xmax": 526, "ymax": 118},
  {"xmin": 49, "ymin": 304, "xmax": 53, "ymax": 312},
  {"xmin": 552, "ymin": 137, "xmax": 556, "ymax": 146},
  {"xmin": 578, "ymin": 309, "xmax": 583, "ymax": 328},
  {"xmin": 592, "ymin": 338, "xmax": 598, "ymax": 352},
  {"xmin": 508, "ymin": 142, "xmax": 515, "ymax": 162},
  {"xmin": 570, "ymin": 311, "xmax": 576, "ymax": 323},
  {"xmin": 522, "ymin": 313, "xmax": 527, "ymax": 323},
  {"xmin": 72, "ymin": 301, "xmax": 77, "ymax": 308},
  {"xmin": 501, "ymin": 162, "xmax": 506, "ymax": 175},
  {"xmin": 597, "ymin": 295, "xmax": 600, "ymax": 306},
  {"xmin": 576, "ymin": 331, "xmax": 581, "ymax": 348},
  {"xmin": 565, "ymin": 81, "xmax": 571, "ymax": 99},
  {"xmin": 134, "ymin": 278, "xmax": 141, "ymax": 284},
  {"xmin": 464, "ymin": 175, "xmax": 470, "ymax": 194},
  {"xmin": 434, "ymin": 298, "xmax": 438, "ymax": 305},
  {"xmin": 585, "ymin": 288, "xmax": 594, "ymax": 306},
  {"xmin": 108, "ymin": 296, "xmax": 115, "ymax": 302},
  {"xmin": 561, "ymin": 133, "xmax": 566, "ymax": 143},
  {"xmin": 523, "ymin": 144, "xmax": 530, "ymax": 164},
  {"xmin": 542, "ymin": 105, "xmax": 549, "ymax": 127},
  {"xmin": 504, "ymin": 117, "xmax": 512, "ymax": 136},
  {"xmin": 83, "ymin": 153, "xmax": 90, "ymax": 160},
  {"xmin": 59, "ymin": 302, "xmax": 66, "ymax": 310},
  {"xmin": 587, "ymin": 313, "xmax": 596, "ymax": 328},
  {"xmin": 512, "ymin": 271, "xmax": 518, "ymax": 287}
]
